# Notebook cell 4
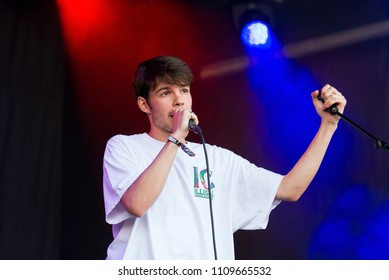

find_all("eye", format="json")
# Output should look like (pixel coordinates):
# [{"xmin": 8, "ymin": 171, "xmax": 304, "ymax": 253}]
[
  {"xmin": 181, "ymin": 88, "xmax": 190, "ymax": 94},
  {"xmin": 161, "ymin": 91, "xmax": 170, "ymax": 96}
]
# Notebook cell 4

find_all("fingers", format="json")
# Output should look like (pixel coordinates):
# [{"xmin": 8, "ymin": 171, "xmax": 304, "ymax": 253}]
[
  {"xmin": 311, "ymin": 89, "xmax": 320, "ymax": 99},
  {"xmin": 321, "ymin": 84, "xmax": 337, "ymax": 102},
  {"xmin": 174, "ymin": 108, "xmax": 198, "ymax": 122},
  {"xmin": 318, "ymin": 84, "xmax": 346, "ymax": 111},
  {"xmin": 188, "ymin": 110, "xmax": 199, "ymax": 125},
  {"xmin": 172, "ymin": 108, "xmax": 199, "ymax": 133},
  {"xmin": 312, "ymin": 84, "xmax": 347, "ymax": 121}
]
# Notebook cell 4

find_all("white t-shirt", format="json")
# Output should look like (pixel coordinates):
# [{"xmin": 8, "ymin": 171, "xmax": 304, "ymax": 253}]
[{"xmin": 103, "ymin": 133, "xmax": 283, "ymax": 260}]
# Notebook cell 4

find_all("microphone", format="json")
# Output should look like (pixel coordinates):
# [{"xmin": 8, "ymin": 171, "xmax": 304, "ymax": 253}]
[
  {"xmin": 189, "ymin": 119, "xmax": 201, "ymax": 134},
  {"xmin": 317, "ymin": 90, "xmax": 339, "ymax": 115}
]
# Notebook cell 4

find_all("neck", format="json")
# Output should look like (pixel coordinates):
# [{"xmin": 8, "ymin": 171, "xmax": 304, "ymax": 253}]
[{"xmin": 148, "ymin": 128, "xmax": 172, "ymax": 142}]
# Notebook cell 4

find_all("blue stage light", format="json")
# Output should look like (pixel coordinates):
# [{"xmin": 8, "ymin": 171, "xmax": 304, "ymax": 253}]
[{"xmin": 241, "ymin": 20, "xmax": 270, "ymax": 47}]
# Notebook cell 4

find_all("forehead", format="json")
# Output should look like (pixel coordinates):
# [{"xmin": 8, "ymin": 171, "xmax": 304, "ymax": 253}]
[{"xmin": 156, "ymin": 75, "xmax": 189, "ymax": 87}]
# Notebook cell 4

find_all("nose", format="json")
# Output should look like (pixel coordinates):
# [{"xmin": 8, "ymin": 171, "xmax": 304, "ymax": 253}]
[{"xmin": 173, "ymin": 92, "xmax": 184, "ymax": 107}]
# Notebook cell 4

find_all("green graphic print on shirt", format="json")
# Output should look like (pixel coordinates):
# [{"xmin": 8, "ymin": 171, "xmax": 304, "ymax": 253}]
[{"xmin": 193, "ymin": 166, "xmax": 215, "ymax": 199}]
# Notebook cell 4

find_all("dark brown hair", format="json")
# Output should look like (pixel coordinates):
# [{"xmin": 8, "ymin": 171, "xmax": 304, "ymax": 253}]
[{"xmin": 133, "ymin": 56, "xmax": 193, "ymax": 100}]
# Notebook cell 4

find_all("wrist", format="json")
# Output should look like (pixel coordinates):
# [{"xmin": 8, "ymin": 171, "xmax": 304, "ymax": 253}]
[
  {"xmin": 170, "ymin": 132, "xmax": 186, "ymax": 144},
  {"xmin": 167, "ymin": 135, "xmax": 182, "ymax": 146},
  {"xmin": 167, "ymin": 134, "xmax": 195, "ymax": 157},
  {"xmin": 319, "ymin": 120, "xmax": 338, "ymax": 135}
]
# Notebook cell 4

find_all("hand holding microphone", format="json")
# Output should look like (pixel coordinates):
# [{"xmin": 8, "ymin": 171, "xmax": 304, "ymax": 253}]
[
  {"xmin": 172, "ymin": 108, "xmax": 201, "ymax": 135},
  {"xmin": 188, "ymin": 111, "xmax": 201, "ymax": 134}
]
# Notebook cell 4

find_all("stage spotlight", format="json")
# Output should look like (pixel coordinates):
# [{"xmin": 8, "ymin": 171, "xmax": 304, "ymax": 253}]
[
  {"xmin": 241, "ymin": 20, "xmax": 269, "ymax": 47},
  {"xmin": 232, "ymin": 1, "xmax": 276, "ymax": 48}
]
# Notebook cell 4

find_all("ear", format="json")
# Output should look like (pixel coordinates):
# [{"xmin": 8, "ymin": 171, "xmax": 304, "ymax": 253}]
[{"xmin": 137, "ymin": 96, "xmax": 151, "ymax": 114}]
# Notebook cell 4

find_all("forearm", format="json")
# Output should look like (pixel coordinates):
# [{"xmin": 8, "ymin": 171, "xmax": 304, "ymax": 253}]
[
  {"xmin": 121, "ymin": 141, "xmax": 179, "ymax": 217},
  {"xmin": 277, "ymin": 121, "xmax": 337, "ymax": 201}
]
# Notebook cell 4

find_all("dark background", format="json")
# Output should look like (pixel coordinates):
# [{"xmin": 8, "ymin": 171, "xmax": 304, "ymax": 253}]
[{"xmin": 1, "ymin": 0, "xmax": 389, "ymax": 259}]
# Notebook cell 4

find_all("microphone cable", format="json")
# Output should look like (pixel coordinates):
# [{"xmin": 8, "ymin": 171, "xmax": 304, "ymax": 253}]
[{"xmin": 189, "ymin": 121, "xmax": 218, "ymax": 260}]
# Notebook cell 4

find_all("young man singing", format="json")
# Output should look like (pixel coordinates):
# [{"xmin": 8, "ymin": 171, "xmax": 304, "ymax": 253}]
[{"xmin": 103, "ymin": 55, "xmax": 347, "ymax": 259}]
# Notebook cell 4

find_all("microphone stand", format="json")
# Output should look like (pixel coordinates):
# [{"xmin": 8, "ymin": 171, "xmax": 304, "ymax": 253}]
[{"xmin": 326, "ymin": 106, "xmax": 389, "ymax": 152}]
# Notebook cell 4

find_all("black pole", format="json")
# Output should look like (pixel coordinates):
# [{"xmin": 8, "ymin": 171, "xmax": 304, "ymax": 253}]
[{"xmin": 317, "ymin": 92, "xmax": 389, "ymax": 152}]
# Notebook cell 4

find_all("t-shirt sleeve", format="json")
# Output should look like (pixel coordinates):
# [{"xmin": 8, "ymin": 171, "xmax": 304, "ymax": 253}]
[
  {"xmin": 103, "ymin": 136, "xmax": 141, "ymax": 224},
  {"xmin": 227, "ymin": 151, "xmax": 283, "ymax": 232}
]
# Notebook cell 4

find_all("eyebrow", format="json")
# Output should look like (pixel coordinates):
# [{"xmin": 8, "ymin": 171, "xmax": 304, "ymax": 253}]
[
  {"xmin": 154, "ymin": 85, "xmax": 190, "ymax": 94},
  {"xmin": 155, "ymin": 86, "xmax": 171, "ymax": 93}
]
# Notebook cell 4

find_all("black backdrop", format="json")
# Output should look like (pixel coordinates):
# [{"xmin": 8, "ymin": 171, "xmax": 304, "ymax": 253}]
[{"xmin": 0, "ymin": 0, "xmax": 65, "ymax": 259}]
